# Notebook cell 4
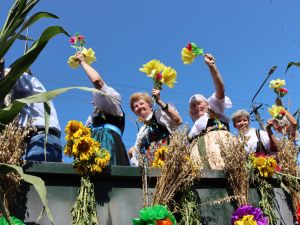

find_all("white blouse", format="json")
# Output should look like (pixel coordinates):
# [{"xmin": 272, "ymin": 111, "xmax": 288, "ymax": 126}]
[
  {"xmin": 242, "ymin": 128, "xmax": 270, "ymax": 153},
  {"xmin": 86, "ymin": 83, "xmax": 123, "ymax": 126},
  {"xmin": 188, "ymin": 92, "xmax": 232, "ymax": 139}
]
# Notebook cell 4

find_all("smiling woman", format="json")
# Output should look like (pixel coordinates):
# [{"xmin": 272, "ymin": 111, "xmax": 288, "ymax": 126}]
[{"xmin": 129, "ymin": 89, "xmax": 182, "ymax": 166}]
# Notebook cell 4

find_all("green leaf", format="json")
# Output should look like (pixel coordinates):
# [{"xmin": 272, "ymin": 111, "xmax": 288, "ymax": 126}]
[
  {"xmin": 285, "ymin": 61, "xmax": 300, "ymax": 73},
  {"xmin": 0, "ymin": 163, "xmax": 56, "ymax": 225},
  {"xmin": 0, "ymin": 86, "xmax": 107, "ymax": 125},
  {"xmin": 0, "ymin": 26, "xmax": 69, "ymax": 101}
]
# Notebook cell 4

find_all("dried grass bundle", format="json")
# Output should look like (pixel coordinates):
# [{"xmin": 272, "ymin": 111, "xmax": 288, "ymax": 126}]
[
  {"xmin": 0, "ymin": 118, "xmax": 33, "ymax": 213},
  {"xmin": 277, "ymin": 137, "xmax": 300, "ymax": 208},
  {"xmin": 151, "ymin": 128, "xmax": 201, "ymax": 206},
  {"xmin": 217, "ymin": 133, "xmax": 249, "ymax": 206}
]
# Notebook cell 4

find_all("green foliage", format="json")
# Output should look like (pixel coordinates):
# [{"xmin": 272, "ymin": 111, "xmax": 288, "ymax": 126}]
[
  {"xmin": 0, "ymin": 0, "xmax": 69, "ymax": 124},
  {"xmin": 0, "ymin": 163, "xmax": 56, "ymax": 225}
]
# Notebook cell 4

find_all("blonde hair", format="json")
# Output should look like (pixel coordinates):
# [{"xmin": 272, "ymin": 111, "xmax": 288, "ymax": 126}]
[{"xmin": 130, "ymin": 92, "xmax": 152, "ymax": 112}]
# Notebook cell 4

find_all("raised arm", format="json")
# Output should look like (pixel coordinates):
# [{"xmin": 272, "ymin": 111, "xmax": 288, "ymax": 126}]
[
  {"xmin": 76, "ymin": 52, "xmax": 104, "ymax": 90},
  {"xmin": 152, "ymin": 88, "xmax": 182, "ymax": 126},
  {"xmin": 204, "ymin": 53, "xmax": 225, "ymax": 100}
]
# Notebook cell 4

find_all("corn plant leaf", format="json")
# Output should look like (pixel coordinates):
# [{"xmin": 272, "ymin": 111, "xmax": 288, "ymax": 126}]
[
  {"xmin": 0, "ymin": 163, "xmax": 56, "ymax": 225},
  {"xmin": 0, "ymin": 86, "xmax": 107, "ymax": 125},
  {"xmin": 0, "ymin": 26, "xmax": 69, "ymax": 101},
  {"xmin": 285, "ymin": 61, "xmax": 300, "ymax": 74}
]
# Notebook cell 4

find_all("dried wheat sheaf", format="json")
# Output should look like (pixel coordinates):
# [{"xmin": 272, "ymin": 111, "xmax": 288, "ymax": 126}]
[
  {"xmin": 151, "ymin": 127, "xmax": 201, "ymax": 206},
  {"xmin": 0, "ymin": 118, "xmax": 33, "ymax": 212},
  {"xmin": 217, "ymin": 133, "xmax": 249, "ymax": 206}
]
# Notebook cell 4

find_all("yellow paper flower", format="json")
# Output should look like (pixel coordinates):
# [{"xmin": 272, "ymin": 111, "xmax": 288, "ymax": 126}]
[
  {"xmin": 152, "ymin": 146, "xmax": 168, "ymax": 168},
  {"xmin": 269, "ymin": 78, "xmax": 286, "ymax": 89},
  {"xmin": 234, "ymin": 215, "xmax": 257, "ymax": 225},
  {"xmin": 67, "ymin": 48, "xmax": 96, "ymax": 69},
  {"xmin": 181, "ymin": 47, "xmax": 195, "ymax": 64},
  {"xmin": 268, "ymin": 104, "xmax": 285, "ymax": 119},
  {"xmin": 139, "ymin": 59, "xmax": 165, "ymax": 77},
  {"xmin": 161, "ymin": 66, "xmax": 177, "ymax": 88},
  {"xmin": 82, "ymin": 47, "xmax": 96, "ymax": 64},
  {"xmin": 67, "ymin": 55, "xmax": 79, "ymax": 69}
]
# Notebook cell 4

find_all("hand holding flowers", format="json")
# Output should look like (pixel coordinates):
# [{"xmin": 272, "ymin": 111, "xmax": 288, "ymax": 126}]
[
  {"xmin": 139, "ymin": 59, "xmax": 177, "ymax": 91},
  {"xmin": 67, "ymin": 33, "xmax": 96, "ymax": 69}
]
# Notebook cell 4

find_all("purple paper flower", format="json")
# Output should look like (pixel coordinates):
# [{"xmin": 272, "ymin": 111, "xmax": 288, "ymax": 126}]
[{"xmin": 231, "ymin": 205, "xmax": 268, "ymax": 225}]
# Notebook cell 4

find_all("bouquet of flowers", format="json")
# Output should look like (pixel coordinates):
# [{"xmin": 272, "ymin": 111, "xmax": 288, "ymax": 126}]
[
  {"xmin": 139, "ymin": 59, "xmax": 177, "ymax": 91},
  {"xmin": 268, "ymin": 104, "xmax": 286, "ymax": 121},
  {"xmin": 181, "ymin": 42, "xmax": 204, "ymax": 64},
  {"xmin": 231, "ymin": 205, "xmax": 268, "ymax": 225},
  {"xmin": 269, "ymin": 78, "xmax": 288, "ymax": 97},
  {"xmin": 132, "ymin": 205, "xmax": 177, "ymax": 225},
  {"xmin": 64, "ymin": 120, "xmax": 110, "ymax": 225},
  {"xmin": 67, "ymin": 33, "xmax": 96, "ymax": 69},
  {"xmin": 250, "ymin": 153, "xmax": 279, "ymax": 178}
]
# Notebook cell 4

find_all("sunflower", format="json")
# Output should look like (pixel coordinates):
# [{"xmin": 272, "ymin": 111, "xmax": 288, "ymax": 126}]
[
  {"xmin": 252, "ymin": 154, "xmax": 277, "ymax": 178},
  {"xmin": 65, "ymin": 120, "xmax": 85, "ymax": 140},
  {"xmin": 72, "ymin": 126, "xmax": 91, "ymax": 139},
  {"xmin": 73, "ymin": 136, "xmax": 99, "ymax": 161},
  {"xmin": 269, "ymin": 78, "xmax": 286, "ymax": 89},
  {"xmin": 152, "ymin": 146, "xmax": 168, "ymax": 168}
]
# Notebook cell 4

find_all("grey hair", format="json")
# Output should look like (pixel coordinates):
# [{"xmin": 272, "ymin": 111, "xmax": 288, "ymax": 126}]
[{"xmin": 231, "ymin": 109, "xmax": 250, "ymax": 123}]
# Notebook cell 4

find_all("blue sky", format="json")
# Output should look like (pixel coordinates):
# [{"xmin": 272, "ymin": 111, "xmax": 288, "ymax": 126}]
[{"xmin": 1, "ymin": 0, "xmax": 300, "ymax": 163}]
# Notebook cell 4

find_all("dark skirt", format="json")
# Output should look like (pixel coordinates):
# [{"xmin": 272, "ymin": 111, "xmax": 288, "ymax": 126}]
[{"xmin": 91, "ymin": 127, "xmax": 129, "ymax": 166}]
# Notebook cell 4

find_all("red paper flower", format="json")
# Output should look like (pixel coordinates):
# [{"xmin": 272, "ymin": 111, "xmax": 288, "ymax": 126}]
[{"xmin": 186, "ymin": 43, "xmax": 192, "ymax": 51}]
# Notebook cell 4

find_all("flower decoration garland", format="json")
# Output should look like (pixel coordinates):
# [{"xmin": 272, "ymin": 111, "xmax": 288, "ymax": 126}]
[
  {"xmin": 268, "ymin": 104, "xmax": 286, "ymax": 120},
  {"xmin": 181, "ymin": 42, "xmax": 204, "ymax": 64},
  {"xmin": 231, "ymin": 205, "xmax": 268, "ymax": 225},
  {"xmin": 132, "ymin": 205, "xmax": 177, "ymax": 225},
  {"xmin": 250, "ymin": 153, "xmax": 280, "ymax": 178},
  {"xmin": 67, "ymin": 33, "xmax": 96, "ymax": 69},
  {"xmin": 269, "ymin": 78, "xmax": 288, "ymax": 98},
  {"xmin": 139, "ymin": 59, "xmax": 177, "ymax": 90},
  {"xmin": 152, "ymin": 146, "xmax": 168, "ymax": 168}
]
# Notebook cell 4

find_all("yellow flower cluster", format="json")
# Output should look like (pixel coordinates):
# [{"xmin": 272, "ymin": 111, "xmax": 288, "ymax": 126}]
[
  {"xmin": 64, "ymin": 120, "xmax": 110, "ymax": 175},
  {"xmin": 268, "ymin": 104, "xmax": 285, "ymax": 119},
  {"xmin": 152, "ymin": 146, "xmax": 168, "ymax": 168},
  {"xmin": 67, "ymin": 48, "xmax": 96, "ymax": 69},
  {"xmin": 139, "ymin": 59, "xmax": 177, "ymax": 88},
  {"xmin": 251, "ymin": 154, "xmax": 278, "ymax": 178},
  {"xmin": 181, "ymin": 47, "xmax": 195, "ymax": 64},
  {"xmin": 234, "ymin": 215, "xmax": 257, "ymax": 225},
  {"xmin": 269, "ymin": 78, "xmax": 286, "ymax": 89}
]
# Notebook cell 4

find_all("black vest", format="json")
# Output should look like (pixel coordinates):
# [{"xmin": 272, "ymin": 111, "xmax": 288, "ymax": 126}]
[{"xmin": 91, "ymin": 108, "xmax": 125, "ymax": 133}]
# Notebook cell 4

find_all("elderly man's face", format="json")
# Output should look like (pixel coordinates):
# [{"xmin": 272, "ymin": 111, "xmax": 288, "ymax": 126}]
[
  {"xmin": 189, "ymin": 100, "xmax": 209, "ymax": 121},
  {"xmin": 234, "ymin": 115, "xmax": 250, "ymax": 133}
]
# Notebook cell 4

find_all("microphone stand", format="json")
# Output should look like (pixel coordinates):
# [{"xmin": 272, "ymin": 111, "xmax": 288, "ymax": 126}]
[{"xmin": 251, "ymin": 66, "xmax": 277, "ymax": 130}]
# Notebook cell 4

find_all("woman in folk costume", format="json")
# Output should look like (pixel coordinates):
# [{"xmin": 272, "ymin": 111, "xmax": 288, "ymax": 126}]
[
  {"xmin": 188, "ymin": 53, "xmax": 233, "ymax": 169},
  {"xmin": 76, "ymin": 52, "xmax": 129, "ymax": 166},
  {"xmin": 129, "ymin": 89, "xmax": 182, "ymax": 166}
]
